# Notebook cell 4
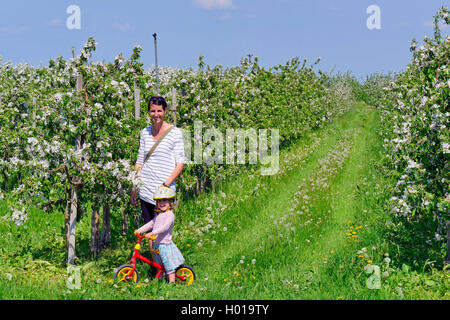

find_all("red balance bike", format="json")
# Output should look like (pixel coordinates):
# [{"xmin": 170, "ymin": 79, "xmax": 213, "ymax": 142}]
[{"xmin": 114, "ymin": 233, "xmax": 196, "ymax": 285}]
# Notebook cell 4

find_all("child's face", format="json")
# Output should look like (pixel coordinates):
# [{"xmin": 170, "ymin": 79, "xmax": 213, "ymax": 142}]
[{"xmin": 156, "ymin": 199, "xmax": 170, "ymax": 211}]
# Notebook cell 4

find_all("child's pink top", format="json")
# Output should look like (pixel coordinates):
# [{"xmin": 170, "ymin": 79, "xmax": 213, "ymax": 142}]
[{"xmin": 137, "ymin": 210, "xmax": 174, "ymax": 244}]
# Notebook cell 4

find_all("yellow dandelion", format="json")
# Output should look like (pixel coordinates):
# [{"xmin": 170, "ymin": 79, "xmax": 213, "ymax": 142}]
[
  {"xmin": 224, "ymin": 278, "xmax": 228, "ymax": 282},
  {"xmin": 187, "ymin": 244, "xmax": 191, "ymax": 247},
  {"xmin": 330, "ymin": 250, "xmax": 335, "ymax": 254},
  {"xmin": 136, "ymin": 284, "xmax": 141, "ymax": 288},
  {"xmin": 358, "ymin": 255, "xmax": 364, "ymax": 258},
  {"xmin": 368, "ymin": 260, "xmax": 373, "ymax": 264},
  {"xmin": 322, "ymin": 257, "xmax": 327, "ymax": 261}
]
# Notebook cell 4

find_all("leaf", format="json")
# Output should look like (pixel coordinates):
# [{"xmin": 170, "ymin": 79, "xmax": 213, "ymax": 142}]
[{"xmin": 424, "ymin": 280, "xmax": 436, "ymax": 287}]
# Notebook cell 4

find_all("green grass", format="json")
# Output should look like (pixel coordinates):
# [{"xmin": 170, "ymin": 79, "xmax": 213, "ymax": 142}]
[{"xmin": 0, "ymin": 102, "xmax": 449, "ymax": 300}]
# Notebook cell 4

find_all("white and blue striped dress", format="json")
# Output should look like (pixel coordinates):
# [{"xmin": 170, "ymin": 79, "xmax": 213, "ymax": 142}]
[{"xmin": 136, "ymin": 125, "xmax": 185, "ymax": 205}]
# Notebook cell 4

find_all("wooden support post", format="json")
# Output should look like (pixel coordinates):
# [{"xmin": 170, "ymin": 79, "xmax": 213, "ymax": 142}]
[
  {"xmin": 76, "ymin": 73, "xmax": 83, "ymax": 92},
  {"xmin": 446, "ymin": 221, "xmax": 450, "ymax": 265},
  {"xmin": 171, "ymin": 88, "xmax": 177, "ymax": 126},
  {"xmin": 68, "ymin": 73, "xmax": 83, "ymax": 265},
  {"xmin": 67, "ymin": 186, "xmax": 78, "ymax": 265},
  {"xmin": 32, "ymin": 97, "xmax": 36, "ymax": 128},
  {"xmin": 134, "ymin": 82, "xmax": 141, "ymax": 120}
]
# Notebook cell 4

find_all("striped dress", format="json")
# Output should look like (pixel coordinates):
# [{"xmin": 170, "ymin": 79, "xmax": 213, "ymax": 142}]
[{"xmin": 136, "ymin": 125, "xmax": 185, "ymax": 205}]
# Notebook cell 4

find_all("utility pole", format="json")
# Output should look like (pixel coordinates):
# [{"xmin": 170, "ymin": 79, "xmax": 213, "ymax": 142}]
[{"xmin": 153, "ymin": 33, "xmax": 160, "ymax": 94}]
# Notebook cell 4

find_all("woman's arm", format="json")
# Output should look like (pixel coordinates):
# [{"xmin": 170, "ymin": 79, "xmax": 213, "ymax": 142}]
[
  {"xmin": 163, "ymin": 128, "xmax": 185, "ymax": 186},
  {"xmin": 163, "ymin": 162, "xmax": 184, "ymax": 186}
]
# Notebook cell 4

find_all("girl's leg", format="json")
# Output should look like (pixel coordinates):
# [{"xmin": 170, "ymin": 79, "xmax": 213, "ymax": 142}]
[
  {"xmin": 149, "ymin": 239, "xmax": 156, "ymax": 261},
  {"xmin": 167, "ymin": 272, "xmax": 175, "ymax": 283}
]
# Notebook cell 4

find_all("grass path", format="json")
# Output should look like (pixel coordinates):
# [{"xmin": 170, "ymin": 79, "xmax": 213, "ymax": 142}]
[{"xmin": 170, "ymin": 102, "xmax": 397, "ymax": 299}]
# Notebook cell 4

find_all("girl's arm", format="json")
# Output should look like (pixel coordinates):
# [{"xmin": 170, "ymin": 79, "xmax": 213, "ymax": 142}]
[
  {"xmin": 151, "ymin": 211, "xmax": 174, "ymax": 235},
  {"xmin": 137, "ymin": 220, "xmax": 154, "ymax": 234}
]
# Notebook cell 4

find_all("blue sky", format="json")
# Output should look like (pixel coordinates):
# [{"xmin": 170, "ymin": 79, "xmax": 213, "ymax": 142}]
[{"xmin": 0, "ymin": 0, "xmax": 448, "ymax": 79}]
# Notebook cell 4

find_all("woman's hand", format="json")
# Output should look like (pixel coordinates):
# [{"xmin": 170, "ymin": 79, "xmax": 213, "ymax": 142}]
[
  {"xmin": 145, "ymin": 232, "xmax": 155, "ymax": 240},
  {"xmin": 134, "ymin": 230, "xmax": 140, "ymax": 236},
  {"xmin": 130, "ymin": 189, "xmax": 138, "ymax": 206}
]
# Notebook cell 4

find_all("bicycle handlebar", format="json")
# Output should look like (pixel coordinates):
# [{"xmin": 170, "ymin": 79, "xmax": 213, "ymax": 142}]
[{"xmin": 135, "ymin": 232, "xmax": 156, "ymax": 241}]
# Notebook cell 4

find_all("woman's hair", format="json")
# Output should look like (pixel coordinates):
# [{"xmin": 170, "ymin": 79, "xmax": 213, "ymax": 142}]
[{"xmin": 148, "ymin": 96, "xmax": 167, "ymax": 111}]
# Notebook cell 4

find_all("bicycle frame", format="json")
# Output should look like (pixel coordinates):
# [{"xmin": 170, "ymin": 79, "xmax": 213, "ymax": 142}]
[{"xmin": 126, "ymin": 234, "xmax": 186, "ymax": 282}]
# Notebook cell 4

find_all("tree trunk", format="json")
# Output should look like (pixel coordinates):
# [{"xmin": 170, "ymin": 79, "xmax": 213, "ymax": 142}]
[
  {"xmin": 90, "ymin": 204, "xmax": 100, "ymax": 256},
  {"xmin": 64, "ymin": 187, "xmax": 71, "ymax": 250},
  {"xmin": 100, "ymin": 203, "xmax": 111, "ymax": 248},
  {"xmin": 121, "ymin": 208, "xmax": 128, "ymax": 236}
]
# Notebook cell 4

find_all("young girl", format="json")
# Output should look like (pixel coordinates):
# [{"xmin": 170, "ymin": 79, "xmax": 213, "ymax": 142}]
[{"xmin": 134, "ymin": 186, "xmax": 184, "ymax": 283}]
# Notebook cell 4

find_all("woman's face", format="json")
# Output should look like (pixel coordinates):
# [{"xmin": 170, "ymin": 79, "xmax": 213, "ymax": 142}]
[
  {"xmin": 156, "ymin": 199, "xmax": 170, "ymax": 211},
  {"xmin": 149, "ymin": 104, "xmax": 166, "ymax": 125}
]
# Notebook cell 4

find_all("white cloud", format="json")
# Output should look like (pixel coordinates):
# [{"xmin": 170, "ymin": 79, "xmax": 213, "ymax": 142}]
[
  {"xmin": 45, "ymin": 18, "xmax": 64, "ymax": 27},
  {"xmin": 194, "ymin": 0, "xmax": 233, "ymax": 9},
  {"xmin": 0, "ymin": 25, "xmax": 29, "ymax": 35}
]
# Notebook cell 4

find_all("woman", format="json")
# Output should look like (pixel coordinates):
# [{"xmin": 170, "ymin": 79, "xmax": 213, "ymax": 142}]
[{"xmin": 131, "ymin": 96, "xmax": 185, "ymax": 224}]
